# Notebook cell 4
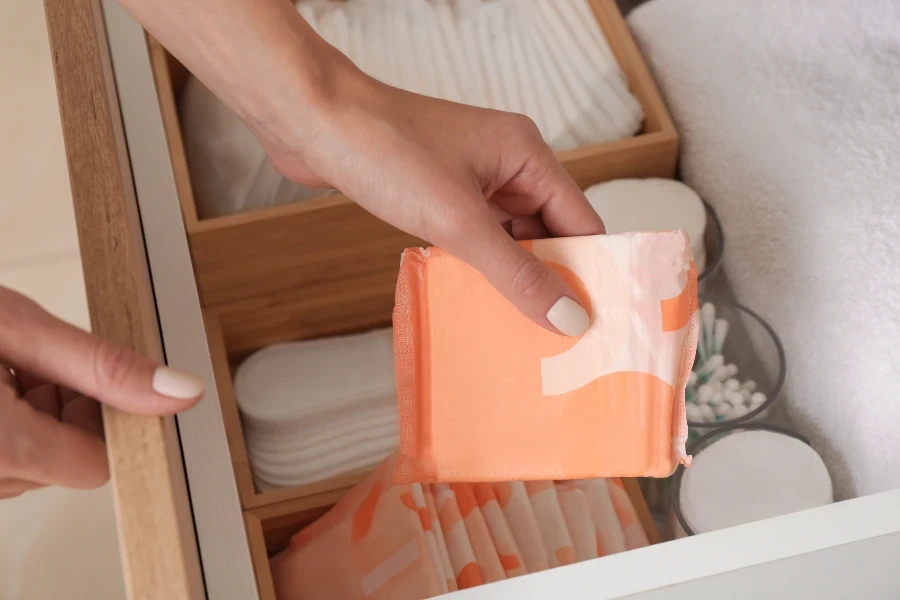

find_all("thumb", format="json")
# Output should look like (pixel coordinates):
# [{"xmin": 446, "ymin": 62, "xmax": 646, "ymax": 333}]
[
  {"xmin": 447, "ymin": 218, "xmax": 591, "ymax": 336},
  {"xmin": 0, "ymin": 286, "xmax": 203, "ymax": 415}
]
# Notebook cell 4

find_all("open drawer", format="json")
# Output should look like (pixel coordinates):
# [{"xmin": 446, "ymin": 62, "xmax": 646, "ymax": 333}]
[{"xmin": 45, "ymin": 0, "xmax": 900, "ymax": 599}]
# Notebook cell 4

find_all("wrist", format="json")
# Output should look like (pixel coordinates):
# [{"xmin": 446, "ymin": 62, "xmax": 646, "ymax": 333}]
[
  {"xmin": 248, "ymin": 39, "xmax": 370, "ymax": 153},
  {"xmin": 252, "ymin": 43, "xmax": 390, "ymax": 174}
]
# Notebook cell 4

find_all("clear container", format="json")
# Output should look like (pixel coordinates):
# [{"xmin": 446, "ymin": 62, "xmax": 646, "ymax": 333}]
[
  {"xmin": 697, "ymin": 198, "xmax": 724, "ymax": 285},
  {"xmin": 668, "ymin": 424, "xmax": 828, "ymax": 539},
  {"xmin": 687, "ymin": 295, "xmax": 786, "ymax": 431}
]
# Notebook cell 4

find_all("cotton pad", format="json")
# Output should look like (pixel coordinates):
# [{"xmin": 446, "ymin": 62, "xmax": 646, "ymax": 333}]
[
  {"xmin": 585, "ymin": 178, "xmax": 708, "ymax": 273},
  {"xmin": 675, "ymin": 430, "xmax": 833, "ymax": 537},
  {"xmin": 235, "ymin": 329, "xmax": 395, "ymax": 422},
  {"xmin": 393, "ymin": 232, "xmax": 699, "ymax": 484},
  {"xmin": 234, "ymin": 328, "xmax": 399, "ymax": 489}
]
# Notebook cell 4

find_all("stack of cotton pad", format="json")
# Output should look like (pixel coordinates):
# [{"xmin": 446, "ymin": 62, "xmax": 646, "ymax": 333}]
[
  {"xmin": 671, "ymin": 429, "xmax": 833, "ymax": 538},
  {"xmin": 233, "ymin": 328, "xmax": 399, "ymax": 489},
  {"xmin": 584, "ymin": 178, "xmax": 708, "ymax": 273},
  {"xmin": 180, "ymin": 0, "xmax": 644, "ymax": 218}
]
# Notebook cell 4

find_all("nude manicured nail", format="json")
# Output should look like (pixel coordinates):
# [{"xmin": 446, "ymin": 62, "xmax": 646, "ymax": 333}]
[
  {"xmin": 151, "ymin": 367, "xmax": 205, "ymax": 400},
  {"xmin": 546, "ymin": 297, "xmax": 591, "ymax": 336}
]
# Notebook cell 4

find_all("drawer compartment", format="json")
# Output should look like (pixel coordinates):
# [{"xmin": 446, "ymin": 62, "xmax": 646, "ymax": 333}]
[
  {"xmin": 149, "ymin": 0, "xmax": 678, "ymax": 349},
  {"xmin": 149, "ymin": 0, "xmax": 674, "ymax": 571},
  {"xmin": 244, "ymin": 480, "xmax": 659, "ymax": 600}
]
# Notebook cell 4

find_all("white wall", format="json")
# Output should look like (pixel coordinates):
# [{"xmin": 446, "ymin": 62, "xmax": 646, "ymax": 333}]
[{"xmin": 0, "ymin": 0, "xmax": 126, "ymax": 597}]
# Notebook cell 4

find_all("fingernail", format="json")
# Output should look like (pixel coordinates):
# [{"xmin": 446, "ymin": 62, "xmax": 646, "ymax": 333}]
[
  {"xmin": 151, "ymin": 367, "xmax": 205, "ymax": 400},
  {"xmin": 546, "ymin": 297, "xmax": 590, "ymax": 336}
]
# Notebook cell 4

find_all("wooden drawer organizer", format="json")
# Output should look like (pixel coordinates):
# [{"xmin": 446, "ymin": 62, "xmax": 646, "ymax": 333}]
[{"xmin": 147, "ymin": 0, "xmax": 675, "ymax": 594}]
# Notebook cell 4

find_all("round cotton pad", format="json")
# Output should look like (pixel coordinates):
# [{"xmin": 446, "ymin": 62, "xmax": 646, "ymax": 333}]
[
  {"xmin": 585, "ymin": 178, "xmax": 707, "ymax": 262},
  {"xmin": 679, "ymin": 430, "xmax": 833, "ymax": 535}
]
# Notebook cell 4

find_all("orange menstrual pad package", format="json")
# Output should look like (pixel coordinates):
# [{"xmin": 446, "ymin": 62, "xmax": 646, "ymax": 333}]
[{"xmin": 393, "ymin": 232, "xmax": 698, "ymax": 484}]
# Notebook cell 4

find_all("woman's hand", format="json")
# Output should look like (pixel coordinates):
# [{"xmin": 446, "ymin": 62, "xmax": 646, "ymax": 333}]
[
  {"xmin": 258, "ymin": 70, "xmax": 605, "ymax": 335},
  {"xmin": 119, "ymin": 0, "xmax": 603, "ymax": 335},
  {"xmin": 0, "ymin": 287, "xmax": 203, "ymax": 499}
]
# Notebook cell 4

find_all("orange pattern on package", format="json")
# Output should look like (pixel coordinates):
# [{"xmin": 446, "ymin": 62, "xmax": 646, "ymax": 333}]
[{"xmin": 393, "ymin": 232, "xmax": 698, "ymax": 485}]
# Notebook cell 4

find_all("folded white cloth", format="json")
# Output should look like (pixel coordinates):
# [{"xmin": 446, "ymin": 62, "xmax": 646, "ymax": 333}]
[
  {"xmin": 234, "ymin": 328, "xmax": 399, "ymax": 488},
  {"xmin": 629, "ymin": 0, "xmax": 900, "ymax": 499},
  {"xmin": 180, "ymin": 0, "xmax": 643, "ymax": 218}
]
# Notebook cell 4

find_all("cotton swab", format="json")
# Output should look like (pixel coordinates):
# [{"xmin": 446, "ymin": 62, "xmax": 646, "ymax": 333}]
[
  {"xmin": 713, "ymin": 319, "xmax": 729, "ymax": 355},
  {"xmin": 696, "ymin": 354, "xmax": 724, "ymax": 377},
  {"xmin": 685, "ymin": 302, "xmax": 771, "ymax": 424},
  {"xmin": 701, "ymin": 302, "xmax": 716, "ymax": 360}
]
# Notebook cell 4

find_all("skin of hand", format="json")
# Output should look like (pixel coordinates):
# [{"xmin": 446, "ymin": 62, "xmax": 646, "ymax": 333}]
[
  {"xmin": 0, "ymin": 287, "xmax": 203, "ymax": 499},
  {"xmin": 120, "ymin": 0, "xmax": 605, "ymax": 336}
]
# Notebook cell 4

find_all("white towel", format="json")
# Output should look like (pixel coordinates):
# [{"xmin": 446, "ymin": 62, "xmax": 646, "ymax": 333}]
[{"xmin": 628, "ymin": 0, "xmax": 900, "ymax": 499}]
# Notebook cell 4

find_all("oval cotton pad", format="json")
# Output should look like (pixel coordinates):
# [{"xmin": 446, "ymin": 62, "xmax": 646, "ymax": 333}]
[
  {"xmin": 585, "ymin": 178, "xmax": 707, "ymax": 272},
  {"xmin": 235, "ymin": 328, "xmax": 395, "ymax": 422},
  {"xmin": 677, "ymin": 430, "xmax": 833, "ymax": 536},
  {"xmin": 234, "ymin": 328, "xmax": 398, "ymax": 488},
  {"xmin": 393, "ymin": 232, "xmax": 699, "ymax": 484}
]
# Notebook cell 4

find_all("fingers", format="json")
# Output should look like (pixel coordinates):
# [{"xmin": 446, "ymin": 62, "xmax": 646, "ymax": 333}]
[
  {"xmin": 530, "ymin": 156, "xmax": 606, "ymax": 238},
  {"xmin": 0, "ymin": 365, "xmax": 15, "ymax": 390},
  {"xmin": 510, "ymin": 216, "xmax": 551, "ymax": 240},
  {"xmin": 0, "ymin": 479, "xmax": 45, "ymax": 499},
  {"xmin": 0, "ymin": 287, "xmax": 204, "ymax": 415},
  {"xmin": 23, "ymin": 383, "xmax": 62, "ymax": 420},
  {"xmin": 61, "ymin": 395, "xmax": 105, "ymax": 440},
  {"xmin": 490, "ymin": 117, "xmax": 605, "ymax": 238},
  {"xmin": 444, "ymin": 213, "xmax": 590, "ymax": 336},
  {"xmin": 4, "ymin": 398, "xmax": 109, "ymax": 489}
]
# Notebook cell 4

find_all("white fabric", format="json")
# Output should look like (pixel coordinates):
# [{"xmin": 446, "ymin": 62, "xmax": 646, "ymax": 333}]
[
  {"xmin": 179, "ymin": 0, "xmax": 643, "ymax": 218},
  {"xmin": 680, "ymin": 430, "xmax": 833, "ymax": 535},
  {"xmin": 628, "ymin": 0, "xmax": 900, "ymax": 499},
  {"xmin": 234, "ymin": 328, "xmax": 399, "ymax": 488}
]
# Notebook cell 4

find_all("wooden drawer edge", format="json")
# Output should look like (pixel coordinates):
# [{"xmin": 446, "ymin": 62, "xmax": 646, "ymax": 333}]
[{"xmin": 43, "ymin": 1, "xmax": 204, "ymax": 599}]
